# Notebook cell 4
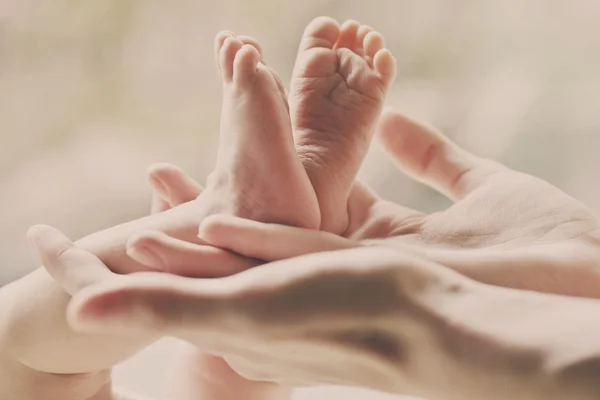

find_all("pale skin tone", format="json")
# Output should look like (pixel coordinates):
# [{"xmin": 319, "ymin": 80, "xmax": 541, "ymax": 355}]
[
  {"xmin": 289, "ymin": 17, "xmax": 397, "ymax": 234},
  {"xmin": 139, "ymin": 109, "xmax": 600, "ymax": 299},
  {"xmin": 118, "ymin": 109, "xmax": 600, "ymax": 397},
  {"xmin": 19, "ymin": 108, "xmax": 600, "ymax": 400},
  {"xmin": 28, "ymin": 219, "xmax": 600, "ymax": 400},
  {"xmin": 0, "ymin": 16, "xmax": 397, "ymax": 400},
  {"xmin": 5, "ymin": 14, "xmax": 600, "ymax": 400}
]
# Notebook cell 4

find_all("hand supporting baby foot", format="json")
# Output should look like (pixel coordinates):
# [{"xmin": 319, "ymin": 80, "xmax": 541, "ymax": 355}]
[
  {"xmin": 289, "ymin": 17, "xmax": 397, "ymax": 234},
  {"xmin": 132, "ymin": 108, "xmax": 600, "ymax": 300},
  {"xmin": 126, "ymin": 19, "xmax": 398, "ymax": 277},
  {"xmin": 144, "ymin": 163, "xmax": 291, "ymax": 400},
  {"xmin": 45, "ymin": 225, "xmax": 600, "ymax": 400},
  {"xmin": 0, "ymin": 30, "xmax": 321, "ymax": 386},
  {"xmin": 127, "ymin": 32, "xmax": 320, "ymax": 276}
]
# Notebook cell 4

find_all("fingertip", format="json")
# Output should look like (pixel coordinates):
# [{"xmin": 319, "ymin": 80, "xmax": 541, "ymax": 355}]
[
  {"xmin": 26, "ymin": 224, "xmax": 46, "ymax": 246},
  {"xmin": 126, "ymin": 245, "xmax": 160, "ymax": 270},
  {"xmin": 70, "ymin": 278, "xmax": 138, "ymax": 320},
  {"xmin": 198, "ymin": 214, "xmax": 236, "ymax": 243},
  {"xmin": 146, "ymin": 162, "xmax": 181, "ymax": 187},
  {"xmin": 66, "ymin": 283, "xmax": 109, "ymax": 328},
  {"xmin": 146, "ymin": 163, "xmax": 203, "ymax": 206},
  {"xmin": 376, "ymin": 110, "xmax": 445, "ymax": 154},
  {"xmin": 376, "ymin": 108, "xmax": 409, "ymax": 142},
  {"xmin": 198, "ymin": 214, "xmax": 263, "ymax": 243},
  {"xmin": 67, "ymin": 283, "xmax": 104, "ymax": 328},
  {"xmin": 127, "ymin": 230, "xmax": 164, "ymax": 249},
  {"xmin": 27, "ymin": 223, "xmax": 58, "ymax": 242},
  {"xmin": 126, "ymin": 231, "xmax": 167, "ymax": 270},
  {"xmin": 68, "ymin": 290, "xmax": 130, "ymax": 333},
  {"xmin": 147, "ymin": 163, "xmax": 175, "ymax": 199},
  {"xmin": 146, "ymin": 162, "xmax": 178, "ymax": 178},
  {"xmin": 27, "ymin": 224, "xmax": 73, "ymax": 263}
]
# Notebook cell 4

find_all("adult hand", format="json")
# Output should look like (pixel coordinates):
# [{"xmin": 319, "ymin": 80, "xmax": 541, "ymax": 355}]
[
  {"xmin": 145, "ymin": 163, "xmax": 290, "ymax": 400},
  {"xmin": 0, "ymin": 163, "xmax": 202, "ymax": 400},
  {"xmin": 30, "ymin": 224, "xmax": 600, "ymax": 400},
  {"xmin": 351, "ymin": 109, "xmax": 600, "ymax": 297},
  {"xmin": 136, "ymin": 109, "xmax": 600, "ymax": 298}
]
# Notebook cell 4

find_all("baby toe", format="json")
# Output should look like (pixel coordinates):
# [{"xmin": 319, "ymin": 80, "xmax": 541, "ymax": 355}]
[
  {"xmin": 334, "ymin": 20, "xmax": 361, "ymax": 51},
  {"xmin": 299, "ymin": 16, "xmax": 340, "ymax": 51},
  {"xmin": 364, "ymin": 31, "xmax": 385, "ymax": 62},
  {"xmin": 214, "ymin": 31, "xmax": 237, "ymax": 70},
  {"xmin": 232, "ymin": 44, "xmax": 261, "ymax": 84},
  {"xmin": 355, "ymin": 25, "xmax": 374, "ymax": 56},
  {"xmin": 219, "ymin": 36, "xmax": 245, "ymax": 82},
  {"xmin": 374, "ymin": 49, "xmax": 397, "ymax": 88},
  {"xmin": 236, "ymin": 35, "xmax": 264, "ymax": 62}
]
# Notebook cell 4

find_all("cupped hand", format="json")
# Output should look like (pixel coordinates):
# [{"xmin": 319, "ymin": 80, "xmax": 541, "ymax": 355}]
[
  {"xmin": 136, "ymin": 109, "xmax": 600, "ymax": 298},
  {"xmin": 31, "ymin": 223, "xmax": 600, "ymax": 400},
  {"xmin": 0, "ymin": 163, "xmax": 200, "ymax": 378},
  {"xmin": 143, "ymin": 163, "xmax": 289, "ymax": 400},
  {"xmin": 348, "ymin": 110, "xmax": 600, "ymax": 297}
]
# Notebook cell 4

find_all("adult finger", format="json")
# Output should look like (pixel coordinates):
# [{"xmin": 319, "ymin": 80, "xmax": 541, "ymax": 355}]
[
  {"xmin": 66, "ymin": 247, "xmax": 480, "ymax": 392},
  {"xmin": 126, "ymin": 230, "xmax": 258, "ymax": 277},
  {"xmin": 150, "ymin": 191, "xmax": 170, "ymax": 214},
  {"xmin": 147, "ymin": 163, "xmax": 203, "ymax": 208},
  {"xmin": 344, "ymin": 181, "xmax": 424, "ymax": 240},
  {"xmin": 197, "ymin": 215, "xmax": 360, "ymax": 261},
  {"xmin": 376, "ymin": 109, "xmax": 505, "ymax": 201},
  {"xmin": 407, "ymin": 241, "xmax": 600, "ymax": 298},
  {"xmin": 67, "ymin": 245, "xmax": 600, "ymax": 400},
  {"xmin": 27, "ymin": 224, "xmax": 115, "ymax": 295},
  {"xmin": 68, "ymin": 247, "xmax": 439, "ymax": 335}
]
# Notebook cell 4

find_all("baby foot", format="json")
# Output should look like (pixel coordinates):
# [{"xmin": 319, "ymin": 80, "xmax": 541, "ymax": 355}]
[
  {"xmin": 289, "ymin": 17, "xmax": 397, "ymax": 234},
  {"xmin": 206, "ymin": 32, "xmax": 320, "ymax": 229}
]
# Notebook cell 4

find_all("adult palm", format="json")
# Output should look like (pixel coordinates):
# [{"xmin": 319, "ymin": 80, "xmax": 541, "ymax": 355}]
[
  {"xmin": 134, "ymin": 109, "xmax": 600, "ymax": 298},
  {"xmin": 342, "ymin": 110, "xmax": 600, "ymax": 297}
]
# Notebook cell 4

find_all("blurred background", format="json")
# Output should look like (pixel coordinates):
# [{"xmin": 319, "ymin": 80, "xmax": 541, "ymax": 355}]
[{"xmin": 1, "ymin": 0, "xmax": 599, "ymax": 398}]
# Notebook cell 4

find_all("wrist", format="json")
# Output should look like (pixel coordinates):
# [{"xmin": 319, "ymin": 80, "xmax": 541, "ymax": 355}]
[{"xmin": 0, "ymin": 356, "xmax": 114, "ymax": 400}]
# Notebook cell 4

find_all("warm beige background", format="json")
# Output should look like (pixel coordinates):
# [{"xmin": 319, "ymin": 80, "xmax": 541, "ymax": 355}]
[{"xmin": 1, "ymin": 0, "xmax": 600, "ymax": 399}]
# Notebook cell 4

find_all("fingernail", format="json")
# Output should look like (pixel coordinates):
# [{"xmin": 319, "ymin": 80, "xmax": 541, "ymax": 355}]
[{"xmin": 128, "ymin": 245, "xmax": 166, "ymax": 271}]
